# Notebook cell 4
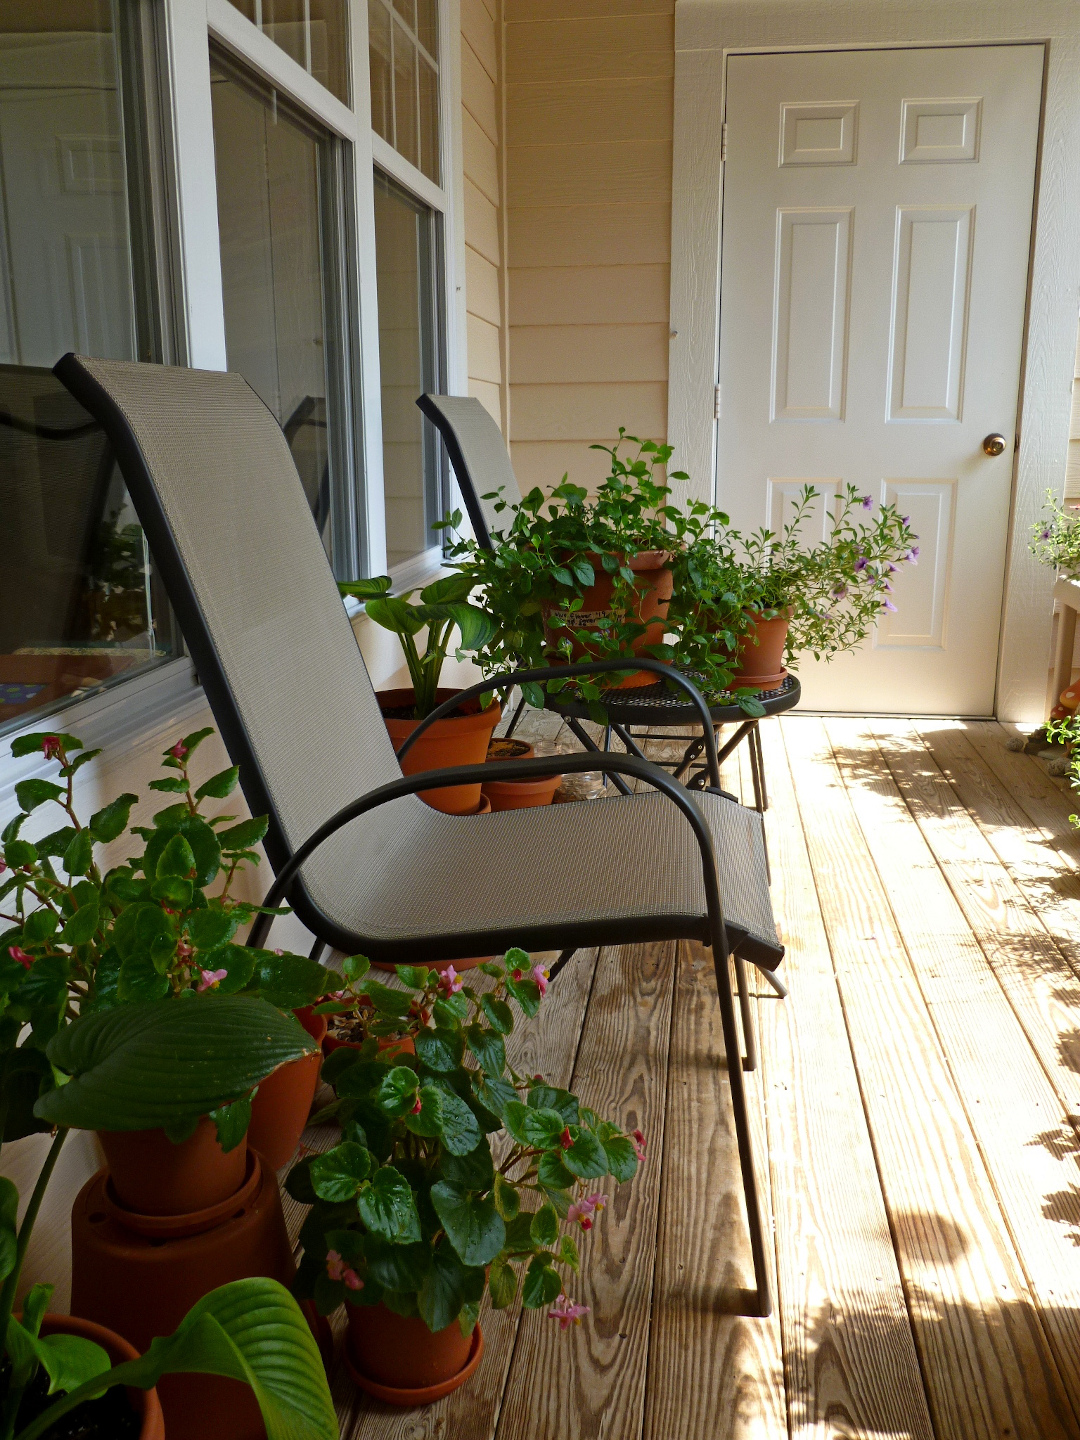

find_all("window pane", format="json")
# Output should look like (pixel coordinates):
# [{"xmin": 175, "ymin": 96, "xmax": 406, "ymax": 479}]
[
  {"xmin": 415, "ymin": 0, "xmax": 437, "ymax": 59},
  {"xmin": 226, "ymin": 0, "xmax": 350, "ymax": 105},
  {"xmin": 210, "ymin": 58, "xmax": 346, "ymax": 567},
  {"xmin": 392, "ymin": 18, "xmax": 418, "ymax": 170},
  {"xmin": 393, "ymin": 0, "xmax": 416, "ymax": 28},
  {"xmin": 368, "ymin": 0, "xmax": 392, "ymax": 144},
  {"xmin": 0, "ymin": 3, "xmax": 177, "ymax": 736},
  {"xmin": 418, "ymin": 53, "xmax": 439, "ymax": 183},
  {"xmin": 373, "ymin": 171, "xmax": 440, "ymax": 572}
]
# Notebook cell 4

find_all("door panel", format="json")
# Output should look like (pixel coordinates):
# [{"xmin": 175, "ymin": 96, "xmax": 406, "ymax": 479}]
[{"xmin": 718, "ymin": 45, "xmax": 1044, "ymax": 714}]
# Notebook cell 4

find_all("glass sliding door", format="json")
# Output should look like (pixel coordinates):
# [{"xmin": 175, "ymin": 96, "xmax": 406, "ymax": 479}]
[
  {"xmin": 0, "ymin": 0, "xmax": 178, "ymax": 736},
  {"xmin": 372, "ymin": 168, "xmax": 443, "ymax": 575},
  {"xmin": 210, "ymin": 51, "xmax": 359, "ymax": 575}
]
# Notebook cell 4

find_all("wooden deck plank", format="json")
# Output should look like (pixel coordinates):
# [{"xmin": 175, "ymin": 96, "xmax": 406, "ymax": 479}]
[
  {"xmin": 642, "ymin": 938, "xmax": 787, "ymax": 1440},
  {"xmin": 827, "ymin": 717, "xmax": 1080, "ymax": 1426},
  {"xmin": 959, "ymin": 721, "xmax": 1080, "ymax": 857},
  {"xmin": 339, "ymin": 947, "xmax": 600, "ymax": 1440},
  {"xmin": 495, "ymin": 941, "xmax": 675, "ymax": 1440},
  {"xmin": 783, "ymin": 715, "xmax": 1077, "ymax": 1440},
  {"xmin": 754, "ymin": 720, "xmax": 936, "ymax": 1440}
]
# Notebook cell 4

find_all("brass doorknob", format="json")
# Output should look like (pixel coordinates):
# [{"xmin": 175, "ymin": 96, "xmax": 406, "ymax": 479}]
[{"xmin": 982, "ymin": 433, "xmax": 1008, "ymax": 457}]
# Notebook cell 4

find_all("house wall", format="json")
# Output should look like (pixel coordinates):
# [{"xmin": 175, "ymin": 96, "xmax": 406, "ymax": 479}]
[
  {"xmin": 461, "ymin": 0, "xmax": 509, "ymax": 434},
  {"xmin": 503, "ymin": 0, "xmax": 676, "ymax": 496}
]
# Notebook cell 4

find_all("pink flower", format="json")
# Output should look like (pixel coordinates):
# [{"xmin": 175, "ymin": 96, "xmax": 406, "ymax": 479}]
[
  {"xmin": 411, "ymin": 1094, "xmax": 423, "ymax": 1115},
  {"xmin": 567, "ymin": 1192, "xmax": 607, "ymax": 1231},
  {"xmin": 326, "ymin": 1250, "xmax": 363, "ymax": 1290},
  {"xmin": 560, "ymin": 1126, "xmax": 573, "ymax": 1150},
  {"xmin": 532, "ymin": 964, "xmax": 549, "ymax": 997},
  {"xmin": 438, "ymin": 965, "xmax": 463, "ymax": 995},
  {"xmin": 548, "ymin": 1294, "xmax": 589, "ymax": 1330},
  {"xmin": 176, "ymin": 937, "xmax": 193, "ymax": 961},
  {"xmin": 511, "ymin": 968, "xmax": 523, "ymax": 982},
  {"xmin": 0, "ymin": 861, "xmax": 6, "ymax": 875},
  {"xmin": 169, "ymin": 741, "xmax": 187, "ymax": 760},
  {"xmin": 8, "ymin": 946, "xmax": 32, "ymax": 970},
  {"xmin": 197, "ymin": 967, "xmax": 228, "ymax": 992},
  {"xmin": 632, "ymin": 1129, "xmax": 646, "ymax": 1162},
  {"xmin": 41, "ymin": 736, "xmax": 62, "ymax": 761}
]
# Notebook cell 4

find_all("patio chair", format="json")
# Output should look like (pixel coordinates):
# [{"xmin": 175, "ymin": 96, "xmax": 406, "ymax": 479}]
[{"xmin": 54, "ymin": 353, "xmax": 784, "ymax": 1318}]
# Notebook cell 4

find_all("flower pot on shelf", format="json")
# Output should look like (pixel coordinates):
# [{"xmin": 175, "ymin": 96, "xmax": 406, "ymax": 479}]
[
  {"xmin": 486, "ymin": 737, "xmax": 534, "ymax": 761},
  {"xmin": 730, "ymin": 609, "xmax": 792, "ymax": 692},
  {"xmin": 14, "ymin": 1314, "xmax": 166, "ymax": 1440},
  {"xmin": 343, "ymin": 1301, "xmax": 484, "ymax": 1405},
  {"xmin": 97, "ymin": 1115, "xmax": 247, "ymax": 1216},
  {"xmin": 378, "ymin": 688, "xmax": 502, "ymax": 813},
  {"xmin": 542, "ymin": 550, "xmax": 673, "ymax": 690},
  {"xmin": 70, "ymin": 1154, "xmax": 296, "ymax": 1440},
  {"xmin": 247, "ymin": 1007, "xmax": 327, "ymax": 1171}
]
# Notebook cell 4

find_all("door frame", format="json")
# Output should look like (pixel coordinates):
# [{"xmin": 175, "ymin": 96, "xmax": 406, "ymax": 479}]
[{"xmin": 669, "ymin": 1, "xmax": 1080, "ymax": 722}]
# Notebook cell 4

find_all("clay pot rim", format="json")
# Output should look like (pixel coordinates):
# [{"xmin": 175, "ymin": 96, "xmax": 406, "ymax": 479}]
[
  {"xmin": 568, "ymin": 548, "xmax": 674, "ymax": 573},
  {"xmin": 377, "ymin": 688, "xmax": 502, "ymax": 735},
  {"xmin": 32, "ymin": 1312, "xmax": 165, "ymax": 1439},
  {"xmin": 343, "ymin": 1319, "xmax": 483, "ymax": 1406},
  {"xmin": 486, "ymin": 738, "xmax": 534, "ymax": 760},
  {"xmin": 481, "ymin": 774, "xmax": 563, "ymax": 796},
  {"xmin": 101, "ymin": 1151, "xmax": 263, "ymax": 1239}
]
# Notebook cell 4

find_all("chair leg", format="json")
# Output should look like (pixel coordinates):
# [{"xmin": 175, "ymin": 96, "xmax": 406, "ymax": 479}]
[
  {"xmin": 751, "ymin": 723, "xmax": 770, "ymax": 813},
  {"xmin": 548, "ymin": 948, "xmax": 576, "ymax": 983},
  {"xmin": 761, "ymin": 967, "xmax": 788, "ymax": 999},
  {"xmin": 309, "ymin": 939, "xmax": 326, "ymax": 963},
  {"xmin": 709, "ymin": 937, "xmax": 772, "ymax": 1318},
  {"xmin": 734, "ymin": 954, "xmax": 758, "ymax": 1072}
]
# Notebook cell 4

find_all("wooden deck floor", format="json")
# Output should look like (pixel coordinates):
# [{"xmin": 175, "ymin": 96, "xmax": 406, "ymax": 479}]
[{"xmin": 292, "ymin": 715, "xmax": 1080, "ymax": 1440}]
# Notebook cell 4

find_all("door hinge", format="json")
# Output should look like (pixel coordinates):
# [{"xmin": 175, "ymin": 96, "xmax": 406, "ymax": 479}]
[
  {"xmin": 714, "ymin": 384, "xmax": 722, "ymax": 420},
  {"xmin": 721, "ymin": 122, "xmax": 728, "ymax": 162}
]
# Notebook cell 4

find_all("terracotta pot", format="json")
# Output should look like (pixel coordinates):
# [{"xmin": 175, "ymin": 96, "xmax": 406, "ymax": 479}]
[
  {"xmin": 323, "ymin": 1028, "xmax": 416, "ymax": 1060},
  {"xmin": 379, "ymin": 688, "xmax": 502, "ymax": 813},
  {"xmin": 98, "ymin": 1116, "xmax": 247, "ymax": 1217},
  {"xmin": 247, "ymin": 1008, "xmax": 327, "ymax": 1170},
  {"xmin": 71, "ymin": 1158, "xmax": 295, "ymax": 1440},
  {"xmin": 486, "ymin": 737, "xmax": 534, "ymax": 761},
  {"xmin": 481, "ymin": 773, "xmax": 562, "ymax": 810},
  {"xmin": 542, "ymin": 550, "xmax": 673, "ymax": 689},
  {"xmin": 730, "ymin": 610, "xmax": 792, "ymax": 691},
  {"xmin": 344, "ymin": 1302, "xmax": 484, "ymax": 1404},
  {"xmin": 27, "ymin": 1314, "xmax": 165, "ymax": 1440}
]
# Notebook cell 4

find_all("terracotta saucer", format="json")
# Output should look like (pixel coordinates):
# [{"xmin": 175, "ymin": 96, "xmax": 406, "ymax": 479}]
[{"xmin": 344, "ymin": 1322, "xmax": 484, "ymax": 1406}]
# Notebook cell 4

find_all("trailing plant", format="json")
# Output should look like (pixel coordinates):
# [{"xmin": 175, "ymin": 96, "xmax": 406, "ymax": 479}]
[
  {"xmin": 445, "ymin": 431, "xmax": 692, "ymax": 709},
  {"xmin": 289, "ymin": 951, "xmax": 644, "ymax": 1336},
  {"xmin": 336, "ymin": 573, "xmax": 496, "ymax": 721},
  {"xmin": 1031, "ymin": 489, "xmax": 1080, "ymax": 579}
]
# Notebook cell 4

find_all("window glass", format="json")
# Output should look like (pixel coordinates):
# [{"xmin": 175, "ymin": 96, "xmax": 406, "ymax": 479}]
[
  {"xmin": 373, "ymin": 170, "xmax": 442, "ymax": 573},
  {"xmin": 0, "ymin": 1, "xmax": 177, "ymax": 737},
  {"xmin": 369, "ymin": 0, "xmax": 439, "ymax": 184},
  {"xmin": 210, "ymin": 55, "xmax": 357, "ymax": 572},
  {"xmin": 226, "ymin": 0, "xmax": 349, "ymax": 106}
]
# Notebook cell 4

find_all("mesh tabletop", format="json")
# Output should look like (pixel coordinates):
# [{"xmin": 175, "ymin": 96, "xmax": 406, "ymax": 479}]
[{"xmin": 543, "ymin": 672, "xmax": 801, "ymax": 726}]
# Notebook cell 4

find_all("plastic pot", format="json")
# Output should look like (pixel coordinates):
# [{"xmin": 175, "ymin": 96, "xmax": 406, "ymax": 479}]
[
  {"xmin": 98, "ymin": 1116, "xmax": 247, "ymax": 1217},
  {"xmin": 731, "ymin": 610, "xmax": 791, "ymax": 691},
  {"xmin": 378, "ymin": 688, "xmax": 502, "ymax": 813},
  {"xmin": 71, "ymin": 1156, "xmax": 295, "ymax": 1440},
  {"xmin": 542, "ymin": 550, "xmax": 673, "ymax": 689},
  {"xmin": 481, "ymin": 773, "xmax": 562, "ymax": 810},
  {"xmin": 247, "ymin": 1007, "xmax": 327, "ymax": 1170},
  {"xmin": 344, "ymin": 1302, "xmax": 484, "ymax": 1404},
  {"xmin": 31, "ymin": 1314, "xmax": 165, "ymax": 1440}
]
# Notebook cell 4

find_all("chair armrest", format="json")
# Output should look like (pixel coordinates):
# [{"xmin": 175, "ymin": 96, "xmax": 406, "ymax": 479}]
[
  {"xmin": 395, "ymin": 657, "xmax": 721, "ymax": 788},
  {"xmin": 247, "ymin": 749, "xmax": 730, "ymax": 958}
]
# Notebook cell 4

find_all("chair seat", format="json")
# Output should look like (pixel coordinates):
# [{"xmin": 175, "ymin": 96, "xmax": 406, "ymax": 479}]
[{"xmin": 296, "ymin": 787, "xmax": 782, "ymax": 971}]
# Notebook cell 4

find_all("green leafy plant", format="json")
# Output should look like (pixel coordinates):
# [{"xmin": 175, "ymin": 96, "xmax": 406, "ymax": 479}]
[
  {"xmin": 337, "ymin": 573, "xmax": 496, "ymax": 720},
  {"xmin": 289, "ymin": 951, "xmax": 643, "ymax": 1336},
  {"xmin": 1031, "ymin": 489, "xmax": 1080, "ymax": 579},
  {"xmin": 0, "ymin": 728, "xmax": 335, "ymax": 1146}
]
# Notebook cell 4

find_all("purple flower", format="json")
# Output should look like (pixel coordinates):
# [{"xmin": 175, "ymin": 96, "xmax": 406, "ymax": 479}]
[
  {"xmin": 860, "ymin": 495, "xmax": 873, "ymax": 510},
  {"xmin": 901, "ymin": 515, "xmax": 910, "ymax": 525},
  {"xmin": 883, "ymin": 600, "xmax": 898, "ymax": 613},
  {"xmin": 854, "ymin": 556, "xmax": 868, "ymax": 572},
  {"xmin": 905, "ymin": 546, "xmax": 919, "ymax": 566},
  {"xmin": 1040, "ymin": 528, "xmax": 1052, "ymax": 541},
  {"xmin": 831, "ymin": 584, "xmax": 848, "ymax": 600}
]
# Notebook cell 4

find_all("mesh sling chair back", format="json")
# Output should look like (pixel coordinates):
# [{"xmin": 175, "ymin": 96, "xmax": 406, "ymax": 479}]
[
  {"xmin": 416, "ymin": 394, "xmax": 521, "ymax": 549},
  {"xmin": 54, "ymin": 353, "xmax": 782, "ymax": 1317}
]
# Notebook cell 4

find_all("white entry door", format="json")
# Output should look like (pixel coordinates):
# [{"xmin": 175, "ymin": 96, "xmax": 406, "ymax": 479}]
[{"xmin": 717, "ymin": 45, "xmax": 1043, "ymax": 715}]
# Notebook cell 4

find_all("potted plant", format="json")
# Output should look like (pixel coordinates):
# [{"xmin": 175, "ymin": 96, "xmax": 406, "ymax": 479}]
[
  {"xmin": 289, "ymin": 949, "xmax": 643, "ymax": 1405},
  {"xmin": 337, "ymin": 573, "xmax": 500, "ymax": 814},
  {"xmin": 0, "ymin": 728, "xmax": 336, "ymax": 1175}
]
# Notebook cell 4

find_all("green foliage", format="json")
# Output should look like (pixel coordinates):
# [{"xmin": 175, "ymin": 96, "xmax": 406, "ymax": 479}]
[
  {"xmin": 291, "ymin": 953, "xmax": 639, "ymax": 1336},
  {"xmin": 1031, "ymin": 489, "xmax": 1080, "ymax": 579},
  {"xmin": 337, "ymin": 571, "xmax": 497, "ymax": 719}
]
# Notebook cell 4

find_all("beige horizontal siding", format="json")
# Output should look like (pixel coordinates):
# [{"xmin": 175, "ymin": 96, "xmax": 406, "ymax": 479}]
[
  {"xmin": 507, "ymin": 76, "xmax": 672, "ymax": 148},
  {"xmin": 469, "ymin": 378, "xmax": 503, "ymax": 425},
  {"xmin": 461, "ymin": 0, "xmax": 498, "ymax": 80},
  {"xmin": 506, "ymin": 0, "xmax": 674, "ymax": 19},
  {"xmin": 461, "ymin": 40, "xmax": 499, "ymax": 143},
  {"xmin": 511, "ymin": 439, "xmax": 638, "ymax": 494},
  {"xmin": 508, "ymin": 139, "xmax": 671, "ymax": 208},
  {"xmin": 466, "ymin": 246, "xmax": 501, "ymax": 327},
  {"xmin": 462, "ymin": 107, "xmax": 499, "ymax": 204},
  {"xmin": 464, "ymin": 177, "xmax": 500, "ymax": 270},
  {"xmin": 509, "ymin": 201, "xmax": 670, "ymax": 269},
  {"xmin": 511, "ymin": 380, "xmax": 667, "ymax": 440},
  {"xmin": 510, "ymin": 322, "xmax": 669, "ymax": 384},
  {"xmin": 506, "ymin": 13, "xmax": 674, "ymax": 82},
  {"xmin": 467, "ymin": 312, "xmax": 503, "ymax": 384},
  {"xmin": 510, "ymin": 263, "xmax": 669, "ymax": 325}
]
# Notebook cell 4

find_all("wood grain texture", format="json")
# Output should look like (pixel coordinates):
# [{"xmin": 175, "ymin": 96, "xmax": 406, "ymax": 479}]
[
  {"xmin": 827, "ymin": 716, "xmax": 1080, "ymax": 1424},
  {"xmin": 342, "ymin": 949, "xmax": 601, "ymax": 1440},
  {"xmin": 511, "ymin": 379, "xmax": 667, "ymax": 440},
  {"xmin": 507, "ymin": 76, "xmax": 673, "ymax": 148},
  {"xmin": 643, "ymin": 939, "xmax": 787, "ymax": 1440},
  {"xmin": 495, "ymin": 942, "xmax": 675, "ymax": 1440},
  {"xmin": 510, "ymin": 263, "xmax": 670, "ymax": 325},
  {"xmin": 508, "ymin": 201, "xmax": 671, "ymax": 269},
  {"xmin": 506, "ymin": 13, "xmax": 674, "ymax": 84},
  {"xmin": 510, "ymin": 322, "xmax": 669, "ymax": 384},
  {"xmin": 508, "ymin": 139, "xmax": 672, "ymax": 209},
  {"xmin": 754, "ymin": 721, "xmax": 936, "ymax": 1439},
  {"xmin": 783, "ymin": 715, "xmax": 1078, "ymax": 1440}
]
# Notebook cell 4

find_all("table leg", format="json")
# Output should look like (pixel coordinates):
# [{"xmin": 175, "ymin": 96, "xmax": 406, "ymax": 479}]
[
  {"xmin": 564, "ymin": 716, "xmax": 634, "ymax": 796},
  {"xmin": 1053, "ymin": 602, "xmax": 1078, "ymax": 709}
]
